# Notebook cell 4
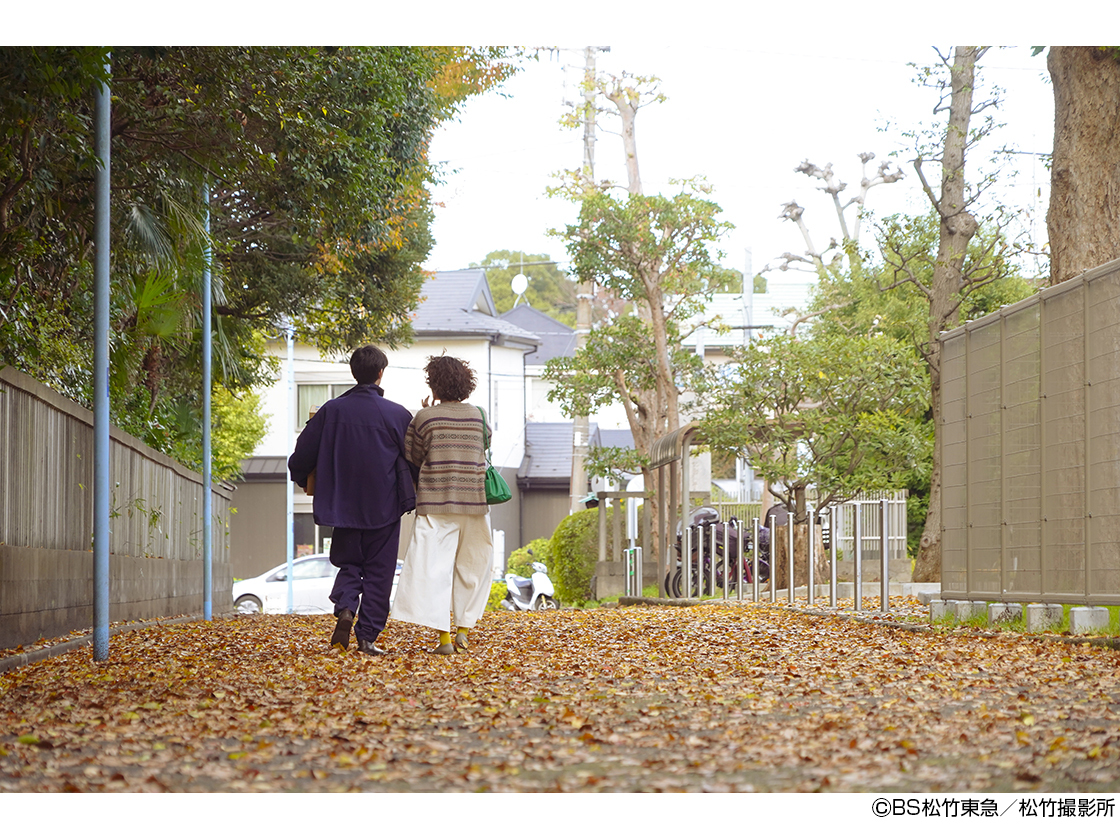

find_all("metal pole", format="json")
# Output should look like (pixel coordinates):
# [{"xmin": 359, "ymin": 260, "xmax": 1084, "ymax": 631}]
[
  {"xmin": 769, "ymin": 514, "xmax": 776, "ymax": 602},
  {"xmin": 720, "ymin": 522, "xmax": 728, "ymax": 600},
  {"xmin": 807, "ymin": 506, "xmax": 815, "ymax": 607},
  {"xmin": 735, "ymin": 519, "xmax": 743, "ymax": 601},
  {"xmin": 93, "ymin": 56, "xmax": 112, "ymax": 662},
  {"xmin": 829, "ymin": 507, "xmax": 838, "ymax": 607},
  {"xmin": 202, "ymin": 183, "xmax": 212, "ymax": 621},
  {"xmin": 752, "ymin": 517, "xmax": 760, "ymax": 602},
  {"xmin": 787, "ymin": 514, "xmax": 794, "ymax": 604},
  {"xmin": 880, "ymin": 498, "xmax": 889, "ymax": 613},
  {"xmin": 710, "ymin": 522, "xmax": 718, "ymax": 597},
  {"xmin": 285, "ymin": 323, "xmax": 295, "ymax": 613},
  {"xmin": 684, "ymin": 522, "xmax": 692, "ymax": 599},
  {"xmin": 854, "ymin": 502, "xmax": 863, "ymax": 611}
]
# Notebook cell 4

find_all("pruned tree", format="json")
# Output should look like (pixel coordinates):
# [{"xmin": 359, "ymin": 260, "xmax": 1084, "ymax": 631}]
[{"xmin": 774, "ymin": 153, "xmax": 904, "ymax": 280}]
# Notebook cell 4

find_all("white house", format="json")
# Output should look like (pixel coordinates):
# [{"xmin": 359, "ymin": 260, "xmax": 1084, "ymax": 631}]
[{"xmin": 230, "ymin": 269, "xmax": 539, "ymax": 579}]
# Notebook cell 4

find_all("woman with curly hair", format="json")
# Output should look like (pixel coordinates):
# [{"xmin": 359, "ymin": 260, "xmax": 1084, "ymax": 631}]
[{"xmin": 391, "ymin": 355, "xmax": 494, "ymax": 654}]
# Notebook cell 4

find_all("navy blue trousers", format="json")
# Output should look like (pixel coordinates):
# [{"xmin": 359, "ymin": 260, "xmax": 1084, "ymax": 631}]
[{"xmin": 328, "ymin": 522, "xmax": 400, "ymax": 642}]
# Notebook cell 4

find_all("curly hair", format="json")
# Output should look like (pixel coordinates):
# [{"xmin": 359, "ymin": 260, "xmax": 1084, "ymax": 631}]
[{"xmin": 425, "ymin": 355, "xmax": 477, "ymax": 402}]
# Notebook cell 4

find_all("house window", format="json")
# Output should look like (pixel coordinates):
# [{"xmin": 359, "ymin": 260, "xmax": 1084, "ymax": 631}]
[{"xmin": 297, "ymin": 383, "xmax": 352, "ymax": 429}]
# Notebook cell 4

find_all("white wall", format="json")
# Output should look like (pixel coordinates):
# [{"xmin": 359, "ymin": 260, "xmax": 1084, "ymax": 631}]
[{"xmin": 254, "ymin": 336, "xmax": 528, "ymax": 472}]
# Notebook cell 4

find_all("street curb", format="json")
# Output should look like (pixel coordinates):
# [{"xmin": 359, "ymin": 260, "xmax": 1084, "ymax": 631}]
[
  {"xmin": 615, "ymin": 596, "xmax": 1120, "ymax": 649},
  {"xmin": 0, "ymin": 613, "xmax": 233, "ymax": 674}
]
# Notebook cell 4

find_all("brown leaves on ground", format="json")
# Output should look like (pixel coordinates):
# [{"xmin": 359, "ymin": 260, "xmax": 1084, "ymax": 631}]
[{"xmin": 1, "ymin": 603, "xmax": 1118, "ymax": 792}]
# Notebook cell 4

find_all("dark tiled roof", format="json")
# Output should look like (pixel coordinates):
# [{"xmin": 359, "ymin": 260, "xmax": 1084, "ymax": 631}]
[
  {"xmin": 413, "ymin": 270, "xmax": 539, "ymax": 347},
  {"xmin": 239, "ymin": 456, "xmax": 288, "ymax": 481},
  {"xmin": 517, "ymin": 423, "xmax": 597, "ymax": 488},
  {"xmin": 499, "ymin": 304, "xmax": 576, "ymax": 364},
  {"xmin": 598, "ymin": 428, "xmax": 635, "ymax": 450},
  {"xmin": 517, "ymin": 423, "xmax": 637, "ymax": 488}
]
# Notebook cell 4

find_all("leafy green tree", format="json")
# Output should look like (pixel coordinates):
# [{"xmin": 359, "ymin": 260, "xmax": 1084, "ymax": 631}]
[
  {"xmin": 547, "ymin": 181, "xmax": 735, "ymax": 477},
  {"xmin": 700, "ymin": 331, "xmax": 930, "ymax": 586},
  {"xmin": 0, "ymin": 46, "xmax": 516, "ymax": 471},
  {"xmin": 471, "ymin": 249, "xmax": 576, "ymax": 325},
  {"xmin": 702, "ymin": 332, "xmax": 930, "ymax": 515}
]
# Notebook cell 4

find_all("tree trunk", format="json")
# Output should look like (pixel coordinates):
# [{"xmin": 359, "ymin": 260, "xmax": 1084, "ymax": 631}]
[
  {"xmin": 1047, "ymin": 47, "xmax": 1120, "ymax": 285},
  {"xmin": 913, "ymin": 47, "xmax": 982, "ymax": 583},
  {"xmin": 913, "ymin": 341, "xmax": 942, "ymax": 581},
  {"xmin": 773, "ymin": 522, "xmax": 824, "ymax": 594}
]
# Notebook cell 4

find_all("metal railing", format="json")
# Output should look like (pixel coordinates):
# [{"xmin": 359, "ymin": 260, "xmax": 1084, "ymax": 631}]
[{"xmin": 669, "ymin": 499, "xmax": 901, "ymax": 613}]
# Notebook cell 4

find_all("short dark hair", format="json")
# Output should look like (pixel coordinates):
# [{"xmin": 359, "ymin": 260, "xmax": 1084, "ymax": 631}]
[
  {"xmin": 350, "ymin": 345, "xmax": 388, "ymax": 384},
  {"xmin": 425, "ymin": 355, "xmax": 476, "ymax": 402}
]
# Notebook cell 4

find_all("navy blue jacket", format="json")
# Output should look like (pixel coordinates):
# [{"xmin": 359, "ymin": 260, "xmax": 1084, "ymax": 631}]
[{"xmin": 287, "ymin": 384, "xmax": 416, "ymax": 529}]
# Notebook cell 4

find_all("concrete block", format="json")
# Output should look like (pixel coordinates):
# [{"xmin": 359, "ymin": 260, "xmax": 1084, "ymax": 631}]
[
  {"xmin": 914, "ymin": 587, "xmax": 942, "ymax": 605},
  {"xmin": 988, "ymin": 602, "xmax": 1023, "ymax": 624},
  {"xmin": 929, "ymin": 600, "xmax": 950, "ymax": 621},
  {"xmin": 1025, "ymin": 603, "xmax": 1063, "ymax": 633},
  {"xmin": 950, "ymin": 600, "xmax": 987, "ymax": 621},
  {"xmin": 1069, "ymin": 607, "xmax": 1110, "ymax": 635}
]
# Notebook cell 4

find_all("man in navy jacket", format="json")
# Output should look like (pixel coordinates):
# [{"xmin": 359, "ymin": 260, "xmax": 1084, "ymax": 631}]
[{"xmin": 288, "ymin": 345, "xmax": 415, "ymax": 655}]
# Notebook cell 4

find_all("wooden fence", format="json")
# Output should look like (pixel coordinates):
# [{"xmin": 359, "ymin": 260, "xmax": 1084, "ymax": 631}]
[{"xmin": 0, "ymin": 366, "xmax": 232, "ymax": 649}]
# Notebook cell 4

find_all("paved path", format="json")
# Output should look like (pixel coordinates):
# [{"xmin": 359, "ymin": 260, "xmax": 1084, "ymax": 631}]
[{"xmin": 1, "ymin": 602, "xmax": 1118, "ymax": 792}]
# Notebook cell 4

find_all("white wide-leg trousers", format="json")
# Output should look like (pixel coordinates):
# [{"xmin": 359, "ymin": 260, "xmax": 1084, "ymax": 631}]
[{"xmin": 392, "ymin": 512, "xmax": 493, "ymax": 633}]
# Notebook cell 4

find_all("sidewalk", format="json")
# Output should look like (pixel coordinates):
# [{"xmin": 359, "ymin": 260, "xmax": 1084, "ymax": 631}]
[{"xmin": 2, "ymin": 602, "xmax": 1118, "ymax": 792}]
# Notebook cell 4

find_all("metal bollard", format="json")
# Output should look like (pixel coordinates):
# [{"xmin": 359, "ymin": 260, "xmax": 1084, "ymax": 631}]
[
  {"xmin": 710, "ymin": 522, "xmax": 718, "ymax": 597},
  {"xmin": 829, "ymin": 507, "xmax": 838, "ymax": 607},
  {"xmin": 880, "ymin": 499, "xmax": 889, "ymax": 613},
  {"xmin": 751, "ymin": 517, "xmax": 760, "ymax": 602},
  {"xmin": 854, "ymin": 502, "xmax": 863, "ymax": 611},
  {"xmin": 787, "ymin": 514, "xmax": 795, "ymax": 604},
  {"xmin": 684, "ymin": 523, "xmax": 692, "ymax": 600},
  {"xmin": 807, "ymin": 506, "xmax": 815, "ymax": 607},
  {"xmin": 769, "ymin": 514, "xmax": 777, "ymax": 603},
  {"xmin": 735, "ymin": 520, "xmax": 743, "ymax": 601}
]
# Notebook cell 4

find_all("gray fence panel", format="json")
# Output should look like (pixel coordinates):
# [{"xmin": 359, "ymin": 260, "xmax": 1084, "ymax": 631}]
[
  {"xmin": 941, "ymin": 334, "xmax": 969, "ymax": 596},
  {"xmin": 1087, "ymin": 272, "xmax": 1120, "ymax": 601},
  {"xmin": 1042, "ymin": 283, "xmax": 1086, "ymax": 600},
  {"xmin": 0, "ymin": 366, "xmax": 232, "ymax": 649},
  {"xmin": 968, "ymin": 320, "xmax": 1002, "ymax": 597},
  {"xmin": 941, "ymin": 257, "xmax": 1120, "ymax": 606},
  {"xmin": 1003, "ymin": 306, "xmax": 1042, "ymax": 599}
]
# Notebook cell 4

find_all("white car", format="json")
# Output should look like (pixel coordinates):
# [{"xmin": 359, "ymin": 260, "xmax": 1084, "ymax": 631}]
[{"xmin": 233, "ymin": 553, "xmax": 402, "ymax": 615}]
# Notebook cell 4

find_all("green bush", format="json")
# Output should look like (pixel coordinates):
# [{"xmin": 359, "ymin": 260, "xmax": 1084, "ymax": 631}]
[
  {"xmin": 506, "ymin": 537, "xmax": 551, "ymax": 578},
  {"xmin": 485, "ymin": 579, "xmax": 508, "ymax": 611},
  {"xmin": 548, "ymin": 507, "xmax": 617, "ymax": 604}
]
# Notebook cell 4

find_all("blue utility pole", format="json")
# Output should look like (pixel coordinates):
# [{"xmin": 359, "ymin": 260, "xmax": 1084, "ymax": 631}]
[
  {"xmin": 202, "ymin": 183, "xmax": 212, "ymax": 620},
  {"xmin": 93, "ymin": 56, "xmax": 112, "ymax": 661}
]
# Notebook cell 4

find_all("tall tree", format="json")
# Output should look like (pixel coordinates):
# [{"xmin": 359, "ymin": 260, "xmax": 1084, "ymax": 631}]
[
  {"xmin": 894, "ymin": 46, "xmax": 1007, "ymax": 581},
  {"xmin": 547, "ymin": 181, "xmax": 733, "ymax": 470},
  {"xmin": 1045, "ymin": 46, "xmax": 1120, "ymax": 285},
  {"xmin": 0, "ymin": 46, "xmax": 516, "ymax": 469}
]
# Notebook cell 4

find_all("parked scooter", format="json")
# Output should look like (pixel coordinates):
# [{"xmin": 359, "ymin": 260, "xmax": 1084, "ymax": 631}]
[{"xmin": 502, "ymin": 561, "xmax": 560, "ymax": 611}]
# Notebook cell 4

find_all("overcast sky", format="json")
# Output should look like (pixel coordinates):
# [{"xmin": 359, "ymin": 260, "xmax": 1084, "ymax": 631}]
[{"xmin": 424, "ymin": 44, "xmax": 1055, "ymax": 285}]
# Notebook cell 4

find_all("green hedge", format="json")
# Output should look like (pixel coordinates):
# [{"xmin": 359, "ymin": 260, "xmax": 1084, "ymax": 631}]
[
  {"xmin": 485, "ymin": 580, "xmax": 508, "ymax": 611},
  {"xmin": 549, "ymin": 507, "xmax": 615, "ymax": 604},
  {"xmin": 505, "ymin": 537, "xmax": 551, "ymax": 578}
]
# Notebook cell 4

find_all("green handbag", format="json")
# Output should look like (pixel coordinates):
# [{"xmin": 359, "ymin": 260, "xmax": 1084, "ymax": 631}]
[{"xmin": 480, "ymin": 408, "xmax": 512, "ymax": 504}]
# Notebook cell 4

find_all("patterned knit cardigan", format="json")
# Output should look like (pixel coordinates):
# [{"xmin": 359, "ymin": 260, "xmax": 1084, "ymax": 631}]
[{"xmin": 404, "ymin": 401, "xmax": 490, "ymax": 516}]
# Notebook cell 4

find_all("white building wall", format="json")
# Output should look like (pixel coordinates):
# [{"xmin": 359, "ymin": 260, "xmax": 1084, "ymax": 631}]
[{"xmin": 254, "ymin": 336, "xmax": 527, "ymax": 472}]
